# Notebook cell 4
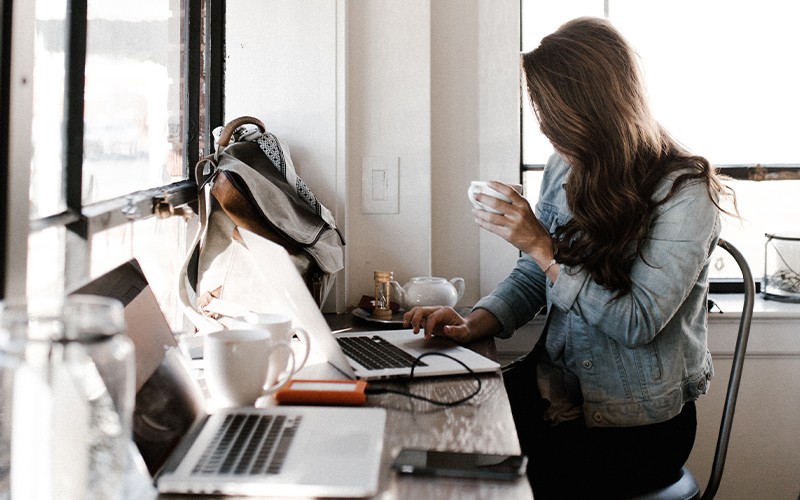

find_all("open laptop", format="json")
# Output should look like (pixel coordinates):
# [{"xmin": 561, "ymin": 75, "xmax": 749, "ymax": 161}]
[
  {"xmin": 200, "ymin": 228, "xmax": 501, "ymax": 381},
  {"xmin": 72, "ymin": 260, "xmax": 386, "ymax": 497}
]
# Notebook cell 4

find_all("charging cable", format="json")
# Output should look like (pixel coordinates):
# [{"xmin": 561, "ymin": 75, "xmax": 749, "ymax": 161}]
[{"xmin": 364, "ymin": 352, "xmax": 483, "ymax": 407}]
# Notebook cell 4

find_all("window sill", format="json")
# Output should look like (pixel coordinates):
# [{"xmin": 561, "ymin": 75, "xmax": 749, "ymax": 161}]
[{"xmin": 709, "ymin": 293, "xmax": 800, "ymax": 321}]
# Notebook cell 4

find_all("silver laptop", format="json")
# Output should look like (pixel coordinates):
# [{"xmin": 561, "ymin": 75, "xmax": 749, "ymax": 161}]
[
  {"xmin": 202, "ymin": 228, "xmax": 500, "ymax": 381},
  {"xmin": 73, "ymin": 260, "xmax": 386, "ymax": 497}
]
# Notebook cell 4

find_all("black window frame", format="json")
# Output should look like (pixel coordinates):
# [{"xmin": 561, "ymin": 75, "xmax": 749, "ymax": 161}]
[
  {"xmin": 0, "ymin": 0, "xmax": 227, "ymax": 297},
  {"xmin": 1, "ymin": 0, "xmax": 13, "ymax": 299}
]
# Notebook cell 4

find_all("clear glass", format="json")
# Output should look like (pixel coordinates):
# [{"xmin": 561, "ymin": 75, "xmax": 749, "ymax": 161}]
[
  {"xmin": 30, "ymin": 0, "xmax": 186, "ymax": 213},
  {"xmin": 0, "ymin": 295, "xmax": 134, "ymax": 500},
  {"xmin": 611, "ymin": 0, "xmax": 800, "ymax": 165},
  {"xmin": 521, "ymin": 0, "xmax": 800, "ymax": 165},
  {"xmin": 715, "ymin": 179, "xmax": 800, "ymax": 280},
  {"xmin": 81, "ymin": 0, "xmax": 184, "ymax": 204},
  {"xmin": 763, "ymin": 234, "xmax": 800, "ymax": 302},
  {"xmin": 520, "ymin": 0, "xmax": 603, "ymax": 165}
]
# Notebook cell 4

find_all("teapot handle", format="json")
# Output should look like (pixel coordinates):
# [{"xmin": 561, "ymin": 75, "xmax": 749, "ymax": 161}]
[{"xmin": 449, "ymin": 277, "xmax": 465, "ymax": 302}]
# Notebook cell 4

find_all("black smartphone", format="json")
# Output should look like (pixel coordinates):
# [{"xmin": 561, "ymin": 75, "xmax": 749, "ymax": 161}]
[{"xmin": 391, "ymin": 449, "xmax": 528, "ymax": 481}]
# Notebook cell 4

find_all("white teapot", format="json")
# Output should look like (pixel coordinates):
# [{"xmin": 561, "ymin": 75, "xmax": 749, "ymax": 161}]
[{"xmin": 390, "ymin": 276, "xmax": 465, "ymax": 309}]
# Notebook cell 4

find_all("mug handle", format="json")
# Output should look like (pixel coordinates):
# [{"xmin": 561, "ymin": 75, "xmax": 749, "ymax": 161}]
[
  {"xmin": 467, "ymin": 184, "xmax": 481, "ymax": 205},
  {"xmin": 262, "ymin": 342, "xmax": 296, "ymax": 395},
  {"xmin": 288, "ymin": 327, "xmax": 310, "ymax": 374}
]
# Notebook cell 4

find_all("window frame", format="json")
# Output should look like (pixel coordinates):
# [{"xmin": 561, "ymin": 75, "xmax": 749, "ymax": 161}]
[
  {"xmin": 0, "ymin": 0, "xmax": 227, "ymax": 298},
  {"xmin": 1, "ymin": 0, "xmax": 12, "ymax": 300},
  {"xmin": 518, "ymin": 1, "xmax": 800, "ymax": 293}
]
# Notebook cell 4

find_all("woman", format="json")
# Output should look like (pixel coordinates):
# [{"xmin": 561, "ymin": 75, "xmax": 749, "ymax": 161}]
[{"xmin": 403, "ymin": 17, "xmax": 734, "ymax": 499}]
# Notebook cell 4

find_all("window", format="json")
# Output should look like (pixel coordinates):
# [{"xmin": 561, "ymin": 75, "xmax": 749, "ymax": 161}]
[
  {"xmin": 521, "ymin": 0, "xmax": 800, "ymax": 285},
  {"xmin": 2, "ymin": 0, "xmax": 225, "ymax": 329}
]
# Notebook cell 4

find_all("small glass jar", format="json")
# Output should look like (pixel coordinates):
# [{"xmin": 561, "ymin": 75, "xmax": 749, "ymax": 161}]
[
  {"xmin": 763, "ymin": 232, "xmax": 800, "ymax": 302},
  {"xmin": 0, "ymin": 295, "xmax": 134, "ymax": 500}
]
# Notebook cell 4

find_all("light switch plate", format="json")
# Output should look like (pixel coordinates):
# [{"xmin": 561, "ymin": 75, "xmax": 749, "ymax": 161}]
[{"xmin": 361, "ymin": 156, "xmax": 399, "ymax": 214}]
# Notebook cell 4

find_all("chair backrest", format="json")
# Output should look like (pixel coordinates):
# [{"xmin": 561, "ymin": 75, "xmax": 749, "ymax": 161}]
[{"xmin": 701, "ymin": 238, "xmax": 754, "ymax": 499}]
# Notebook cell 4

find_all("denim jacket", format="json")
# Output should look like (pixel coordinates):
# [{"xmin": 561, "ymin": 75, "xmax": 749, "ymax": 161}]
[{"xmin": 475, "ymin": 154, "xmax": 719, "ymax": 427}]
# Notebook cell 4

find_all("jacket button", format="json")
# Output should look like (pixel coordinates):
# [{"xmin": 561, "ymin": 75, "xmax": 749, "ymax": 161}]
[
  {"xmin": 582, "ymin": 360, "xmax": 593, "ymax": 369},
  {"xmin": 697, "ymin": 380, "xmax": 706, "ymax": 391},
  {"xmin": 592, "ymin": 412, "xmax": 602, "ymax": 423}
]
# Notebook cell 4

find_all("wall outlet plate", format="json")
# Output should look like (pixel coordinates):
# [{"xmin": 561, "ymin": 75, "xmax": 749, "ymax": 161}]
[{"xmin": 361, "ymin": 155, "xmax": 399, "ymax": 214}]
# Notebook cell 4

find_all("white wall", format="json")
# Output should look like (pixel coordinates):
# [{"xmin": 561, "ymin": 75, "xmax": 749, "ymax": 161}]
[
  {"xmin": 686, "ymin": 306, "xmax": 800, "ymax": 499},
  {"xmin": 225, "ymin": 0, "xmax": 343, "ymax": 307},
  {"xmin": 344, "ymin": 0, "xmax": 434, "ymax": 307},
  {"xmin": 225, "ymin": 0, "xmax": 520, "ymax": 311}
]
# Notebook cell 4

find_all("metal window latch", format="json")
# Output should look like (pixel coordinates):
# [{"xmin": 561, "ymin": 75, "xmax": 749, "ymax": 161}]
[
  {"xmin": 122, "ymin": 195, "xmax": 139, "ymax": 219},
  {"xmin": 154, "ymin": 198, "xmax": 194, "ymax": 220}
]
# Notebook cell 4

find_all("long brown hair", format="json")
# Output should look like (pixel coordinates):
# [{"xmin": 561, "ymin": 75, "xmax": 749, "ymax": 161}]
[{"xmin": 522, "ymin": 17, "xmax": 733, "ymax": 295}]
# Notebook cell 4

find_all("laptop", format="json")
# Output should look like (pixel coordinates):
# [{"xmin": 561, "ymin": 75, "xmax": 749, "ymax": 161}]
[
  {"xmin": 200, "ymin": 228, "xmax": 501, "ymax": 381},
  {"xmin": 72, "ymin": 260, "xmax": 386, "ymax": 497}
]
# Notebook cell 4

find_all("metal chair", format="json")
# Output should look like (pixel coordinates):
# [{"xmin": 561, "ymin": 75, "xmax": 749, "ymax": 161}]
[{"xmin": 633, "ymin": 238, "xmax": 755, "ymax": 500}]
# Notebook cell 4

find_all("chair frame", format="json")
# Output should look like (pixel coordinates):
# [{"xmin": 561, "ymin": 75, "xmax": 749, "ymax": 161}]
[
  {"xmin": 700, "ymin": 238, "xmax": 754, "ymax": 499},
  {"xmin": 634, "ymin": 238, "xmax": 754, "ymax": 500}
]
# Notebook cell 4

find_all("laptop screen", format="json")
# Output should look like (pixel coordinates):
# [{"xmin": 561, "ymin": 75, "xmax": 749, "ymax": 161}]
[{"xmin": 71, "ymin": 259, "xmax": 206, "ymax": 474}]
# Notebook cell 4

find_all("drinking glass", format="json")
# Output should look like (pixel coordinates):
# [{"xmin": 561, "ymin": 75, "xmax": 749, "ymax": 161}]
[{"xmin": 0, "ymin": 295, "xmax": 134, "ymax": 500}]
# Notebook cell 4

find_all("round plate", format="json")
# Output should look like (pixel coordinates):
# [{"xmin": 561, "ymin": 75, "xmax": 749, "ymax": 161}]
[{"xmin": 351, "ymin": 307, "xmax": 406, "ymax": 325}]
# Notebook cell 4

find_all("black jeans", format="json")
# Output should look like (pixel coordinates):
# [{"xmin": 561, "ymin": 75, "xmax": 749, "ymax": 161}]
[{"xmin": 504, "ymin": 354, "xmax": 697, "ymax": 500}]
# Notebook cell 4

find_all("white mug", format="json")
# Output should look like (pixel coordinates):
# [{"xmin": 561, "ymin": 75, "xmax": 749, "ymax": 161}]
[
  {"xmin": 235, "ymin": 313, "xmax": 310, "ymax": 389},
  {"xmin": 204, "ymin": 328, "xmax": 296, "ymax": 407},
  {"xmin": 468, "ymin": 181, "xmax": 523, "ymax": 214}
]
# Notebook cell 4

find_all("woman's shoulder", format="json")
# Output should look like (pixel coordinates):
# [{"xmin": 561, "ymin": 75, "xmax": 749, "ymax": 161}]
[
  {"xmin": 540, "ymin": 153, "xmax": 570, "ymax": 194},
  {"xmin": 544, "ymin": 152, "xmax": 571, "ymax": 175},
  {"xmin": 660, "ymin": 161, "xmax": 709, "ymax": 190},
  {"xmin": 653, "ymin": 161, "xmax": 717, "ymax": 215},
  {"xmin": 536, "ymin": 154, "xmax": 572, "ymax": 223}
]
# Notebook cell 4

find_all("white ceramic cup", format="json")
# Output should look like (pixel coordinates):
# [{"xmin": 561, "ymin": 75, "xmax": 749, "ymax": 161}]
[
  {"xmin": 468, "ymin": 181, "xmax": 523, "ymax": 214},
  {"xmin": 235, "ymin": 313, "xmax": 310, "ymax": 389},
  {"xmin": 204, "ymin": 328, "xmax": 296, "ymax": 407}
]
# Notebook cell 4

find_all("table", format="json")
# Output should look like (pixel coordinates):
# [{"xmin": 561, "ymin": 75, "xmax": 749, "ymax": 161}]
[
  {"xmin": 158, "ymin": 313, "xmax": 533, "ymax": 499},
  {"xmin": 323, "ymin": 312, "xmax": 534, "ymax": 500}
]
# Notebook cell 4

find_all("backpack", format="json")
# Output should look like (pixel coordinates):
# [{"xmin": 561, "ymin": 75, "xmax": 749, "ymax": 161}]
[{"xmin": 179, "ymin": 116, "xmax": 344, "ymax": 318}]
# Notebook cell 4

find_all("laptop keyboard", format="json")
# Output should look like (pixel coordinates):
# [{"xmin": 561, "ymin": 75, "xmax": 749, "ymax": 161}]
[
  {"xmin": 336, "ymin": 335, "xmax": 428, "ymax": 370},
  {"xmin": 192, "ymin": 414, "xmax": 301, "ymax": 476}
]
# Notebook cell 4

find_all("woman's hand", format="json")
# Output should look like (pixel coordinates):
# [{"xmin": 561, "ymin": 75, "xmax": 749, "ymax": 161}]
[
  {"xmin": 402, "ymin": 306, "xmax": 472, "ymax": 342},
  {"xmin": 473, "ymin": 181, "xmax": 557, "ymax": 276},
  {"xmin": 402, "ymin": 306, "xmax": 501, "ymax": 344}
]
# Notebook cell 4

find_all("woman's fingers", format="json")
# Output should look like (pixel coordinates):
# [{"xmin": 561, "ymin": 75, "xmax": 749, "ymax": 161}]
[{"xmin": 402, "ymin": 306, "xmax": 464, "ymax": 340}]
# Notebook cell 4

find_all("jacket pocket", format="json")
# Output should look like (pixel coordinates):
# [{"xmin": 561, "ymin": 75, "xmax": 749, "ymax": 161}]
[{"xmin": 644, "ymin": 343, "xmax": 664, "ymax": 381}]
